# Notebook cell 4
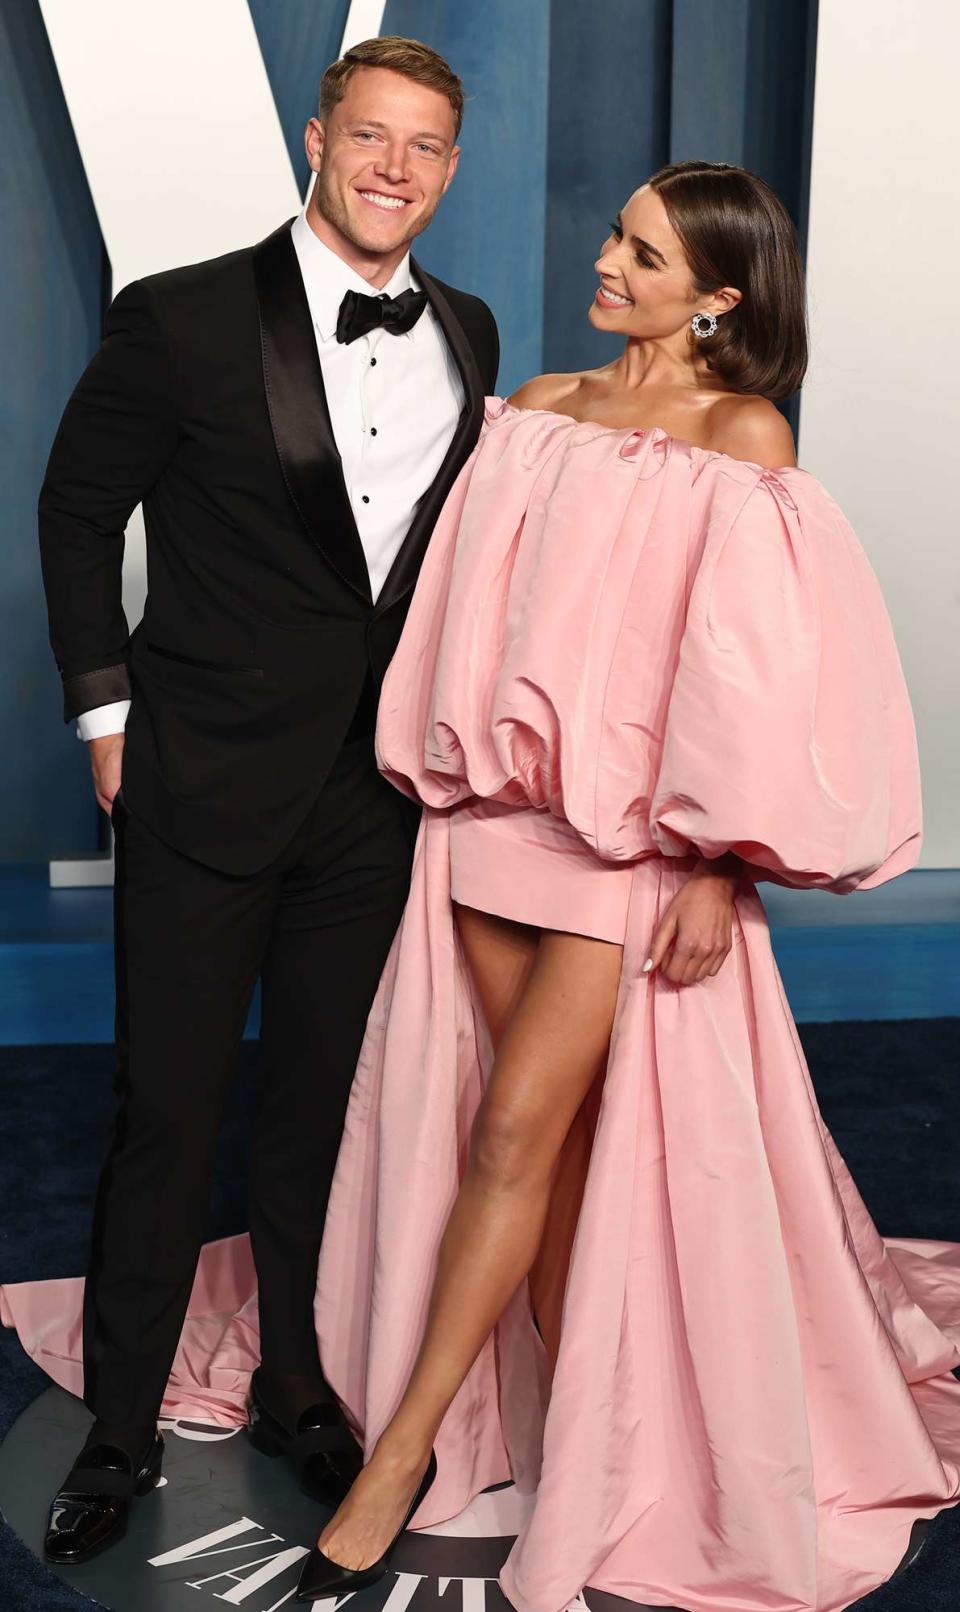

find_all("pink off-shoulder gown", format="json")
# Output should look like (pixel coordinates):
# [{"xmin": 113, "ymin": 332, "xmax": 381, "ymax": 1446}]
[{"xmin": 4, "ymin": 401, "xmax": 960, "ymax": 1612}]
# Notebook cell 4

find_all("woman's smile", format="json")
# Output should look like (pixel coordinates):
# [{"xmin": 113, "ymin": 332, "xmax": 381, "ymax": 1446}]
[{"xmin": 595, "ymin": 281, "xmax": 634, "ymax": 309}]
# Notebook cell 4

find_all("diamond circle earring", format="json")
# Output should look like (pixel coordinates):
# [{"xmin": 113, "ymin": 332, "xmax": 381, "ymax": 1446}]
[{"xmin": 691, "ymin": 311, "xmax": 718, "ymax": 339}]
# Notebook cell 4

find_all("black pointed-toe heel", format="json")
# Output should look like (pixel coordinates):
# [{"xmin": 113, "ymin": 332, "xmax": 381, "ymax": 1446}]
[{"xmin": 295, "ymin": 1448, "xmax": 438, "ymax": 1603}]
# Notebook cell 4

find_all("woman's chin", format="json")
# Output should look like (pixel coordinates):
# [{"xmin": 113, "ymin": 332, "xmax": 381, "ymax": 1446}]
[{"xmin": 588, "ymin": 300, "xmax": 624, "ymax": 330}]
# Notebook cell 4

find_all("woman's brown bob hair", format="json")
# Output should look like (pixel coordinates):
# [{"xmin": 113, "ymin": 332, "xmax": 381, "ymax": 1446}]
[{"xmin": 648, "ymin": 160, "xmax": 808, "ymax": 401}]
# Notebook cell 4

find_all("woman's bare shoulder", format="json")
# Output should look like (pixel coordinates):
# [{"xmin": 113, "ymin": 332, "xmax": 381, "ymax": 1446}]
[
  {"xmin": 704, "ymin": 394, "xmax": 797, "ymax": 469},
  {"xmin": 507, "ymin": 372, "xmax": 585, "ymax": 412}
]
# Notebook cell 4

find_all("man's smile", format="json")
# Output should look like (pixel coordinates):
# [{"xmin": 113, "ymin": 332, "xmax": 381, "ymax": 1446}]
[{"xmin": 357, "ymin": 189, "xmax": 412, "ymax": 212}]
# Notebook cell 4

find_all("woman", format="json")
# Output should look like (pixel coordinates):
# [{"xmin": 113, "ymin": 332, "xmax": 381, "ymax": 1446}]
[{"xmin": 300, "ymin": 162, "xmax": 960, "ymax": 1611}]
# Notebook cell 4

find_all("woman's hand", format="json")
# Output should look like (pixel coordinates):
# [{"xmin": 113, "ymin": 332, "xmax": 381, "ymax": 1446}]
[{"xmin": 644, "ymin": 855, "xmax": 741, "ymax": 986}]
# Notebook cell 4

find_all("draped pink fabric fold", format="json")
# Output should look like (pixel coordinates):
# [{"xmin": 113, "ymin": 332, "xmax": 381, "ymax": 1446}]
[{"xmin": 3, "ymin": 401, "xmax": 958, "ymax": 1612}]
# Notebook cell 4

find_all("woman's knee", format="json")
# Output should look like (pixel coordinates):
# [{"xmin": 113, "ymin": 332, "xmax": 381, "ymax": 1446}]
[{"xmin": 468, "ymin": 1096, "xmax": 553, "ymax": 1194}]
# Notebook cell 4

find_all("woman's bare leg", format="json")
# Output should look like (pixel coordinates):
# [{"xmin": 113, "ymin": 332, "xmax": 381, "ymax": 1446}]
[
  {"xmin": 528, "ymin": 1068, "xmax": 604, "ymax": 1364},
  {"xmin": 457, "ymin": 907, "xmax": 605, "ymax": 1366},
  {"xmin": 456, "ymin": 906, "xmax": 600, "ymax": 1365},
  {"xmin": 316, "ymin": 906, "xmax": 622, "ymax": 1570},
  {"xmin": 455, "ymin": 904, "xmax": 541, "ymax": 1049}
]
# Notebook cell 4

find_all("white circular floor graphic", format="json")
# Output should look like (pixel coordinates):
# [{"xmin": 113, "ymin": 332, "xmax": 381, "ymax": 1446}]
[{"xmin": 0, "ymin": 1387, "xmax": 671, "ymax": 1612}]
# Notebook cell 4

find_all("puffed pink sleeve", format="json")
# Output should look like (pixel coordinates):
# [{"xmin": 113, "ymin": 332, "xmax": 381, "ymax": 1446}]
[{"xmin": 649, "ymin": 469, "xmax": 922, "ymax": 891}]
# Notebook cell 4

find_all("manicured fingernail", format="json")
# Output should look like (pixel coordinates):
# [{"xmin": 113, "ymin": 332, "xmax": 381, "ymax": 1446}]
[{"xmin": 642, "ymin": 959, "xmax": 653, "ymax": 973}]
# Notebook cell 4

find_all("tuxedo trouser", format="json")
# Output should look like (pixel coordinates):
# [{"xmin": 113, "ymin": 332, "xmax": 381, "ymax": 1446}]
[{"xmin": 82, "ymin": 731, "xmax": 416, "ymax": 1437}]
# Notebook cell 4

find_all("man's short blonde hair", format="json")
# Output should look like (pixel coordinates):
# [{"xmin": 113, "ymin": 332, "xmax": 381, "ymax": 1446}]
[{"xmin": 319, "ymin": 35, "xmax": 464, "ymax": 141}]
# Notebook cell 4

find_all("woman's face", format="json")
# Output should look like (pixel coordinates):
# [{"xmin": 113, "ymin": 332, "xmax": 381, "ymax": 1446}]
[{"xmin": 590, "ymin": 184, "xmax": 725, "ymax": 341}]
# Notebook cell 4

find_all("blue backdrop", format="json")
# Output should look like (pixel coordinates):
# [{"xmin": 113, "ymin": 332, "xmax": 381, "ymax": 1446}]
[{"xmin": 0, "ymin": 0, "xmax": 817, "ymax": 862}]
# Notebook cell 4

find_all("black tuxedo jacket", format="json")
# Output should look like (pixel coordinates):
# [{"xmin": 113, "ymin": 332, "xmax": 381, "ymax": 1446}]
[{"xmin": 39, "ymin": 220, "xmax": 499, "ymax": 873}]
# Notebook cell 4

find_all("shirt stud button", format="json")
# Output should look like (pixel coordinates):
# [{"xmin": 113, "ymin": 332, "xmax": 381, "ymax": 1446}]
[
  {"xmin": 370, "ymin": 427, "xmax": 378, "ymax": 437},
  {"xmin": 370, "ymin": 357, "xmax": 377, "ymax": 367},
  {"xmin": 361, "ymin": 495, "xmax": 370, "ymax": 504}
]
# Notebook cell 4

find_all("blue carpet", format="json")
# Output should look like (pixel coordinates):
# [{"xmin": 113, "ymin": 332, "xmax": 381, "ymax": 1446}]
[{"xmin": 1, "ymin": 1026, "xmax": 959, "ymax": 1609}]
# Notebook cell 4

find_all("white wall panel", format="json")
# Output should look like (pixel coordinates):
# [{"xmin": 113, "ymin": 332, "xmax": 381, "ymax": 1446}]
[
  {"xmin": 38, "ymin": 0, "xmax": 301, "ymax": 628},
  {"xmin": 341, "ymin": 1, "xmax": 388, "ymax": 55},
  {"xmin": 801, "ymin": 0, "xmax": 960, "ymax": 866},
  {"xmin": 38, "ymin": 0, "xmax": 300, "ymax": 286}
]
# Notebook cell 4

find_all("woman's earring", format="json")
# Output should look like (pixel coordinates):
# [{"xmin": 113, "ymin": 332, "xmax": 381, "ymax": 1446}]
[{"xmin": 691, "ymin": 311, "xmax": 718, "ymax": 338}]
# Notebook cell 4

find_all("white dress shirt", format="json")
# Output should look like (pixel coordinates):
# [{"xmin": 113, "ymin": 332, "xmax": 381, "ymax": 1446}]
[{"xmin": 78, "ymin": 209, "xmax": 464, "ymax": 741}]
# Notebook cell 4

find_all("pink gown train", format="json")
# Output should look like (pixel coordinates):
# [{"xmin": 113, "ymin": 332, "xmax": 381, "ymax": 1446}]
[{"xmin": 4, "ymin": 401, "xmax": 960, "ymax": 1612}]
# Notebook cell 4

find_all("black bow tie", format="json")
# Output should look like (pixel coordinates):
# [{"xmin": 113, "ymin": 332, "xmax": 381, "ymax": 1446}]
[{"xmin": 336, "ymin": 287, "xmax": 428, "ymax": 345}]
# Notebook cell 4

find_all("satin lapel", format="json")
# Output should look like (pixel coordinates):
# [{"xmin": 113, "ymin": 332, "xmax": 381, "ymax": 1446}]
[
  {"xmin": 374, "ymin": 261, "xmax": 486, "ymax": 616},
  {"xmin": 252, "ymin": 220, "xmax": 372, "ymax": 603}
]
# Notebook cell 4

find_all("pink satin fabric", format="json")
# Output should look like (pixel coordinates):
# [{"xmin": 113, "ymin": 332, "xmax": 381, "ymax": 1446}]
[
  {"xmin": 316, "ymin": 403, "xmax": 959, "ymax": 1611},
  {"xmin": 449, "ymin": 796, "xmax": 635, "ymax": 939},
  {"xmin": 3, "ymin": 401, "xmax": 958, "ymax": 1612}
]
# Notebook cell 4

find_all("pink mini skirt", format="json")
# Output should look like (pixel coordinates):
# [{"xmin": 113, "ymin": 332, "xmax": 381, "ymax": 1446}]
[{"xmin": 448, "ymin": 797, "xmax": 633, "ymax": 944}]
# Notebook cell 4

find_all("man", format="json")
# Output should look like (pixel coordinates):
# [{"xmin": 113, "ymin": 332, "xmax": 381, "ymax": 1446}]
[{"xmin": 39, "ymin": 35, "xmax": 498, "ymax": 1564}]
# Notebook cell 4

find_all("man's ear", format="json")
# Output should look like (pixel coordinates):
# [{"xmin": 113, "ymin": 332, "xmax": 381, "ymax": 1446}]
[
  {"xmin": 305, "ymin": 115, "xmax": 325, "ymax": 173},
  {"xmin": 441, "ymin": 144, "xmax": 461, "ymax": 197}
]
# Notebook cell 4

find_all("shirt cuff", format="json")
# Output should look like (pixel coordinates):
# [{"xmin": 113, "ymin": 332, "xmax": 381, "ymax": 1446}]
[{"xmin": 76, "ymin": 701, "xmax": 131, "ymax": 741}]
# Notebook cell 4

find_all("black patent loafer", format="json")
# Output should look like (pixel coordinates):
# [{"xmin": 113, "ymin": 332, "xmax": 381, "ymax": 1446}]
[
  {"xmin": 246, "ymin": 1369, "xmax": 363, "ymax": 1507},
  {"xmin": 44, "ymin": 1433, "xmax": 164, "ymax": 1564},
  {"xmin": 295, "ymin": 1448, "xmax": 437, "ymax": 1603}
]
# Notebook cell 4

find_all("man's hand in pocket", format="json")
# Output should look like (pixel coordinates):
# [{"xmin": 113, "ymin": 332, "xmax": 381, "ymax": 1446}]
[{"xmin": 89, "ymin": 733, "xmax": 125, "ymax": 816}]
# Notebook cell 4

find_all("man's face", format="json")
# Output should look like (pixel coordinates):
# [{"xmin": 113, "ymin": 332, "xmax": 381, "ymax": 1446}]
[{"xmin": 307, "ymin": 66, "xmax": 459, "ymax": 261}]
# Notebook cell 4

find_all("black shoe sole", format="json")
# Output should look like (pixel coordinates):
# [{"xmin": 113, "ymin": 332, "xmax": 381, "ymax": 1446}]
[
  {"xmin": 247, "ymin": 1416, "xmax": 285, "ymax": 1458},
  {"xmin": 44, "ymin": 1513, "xmax": 130, "ymax": 1567}
]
